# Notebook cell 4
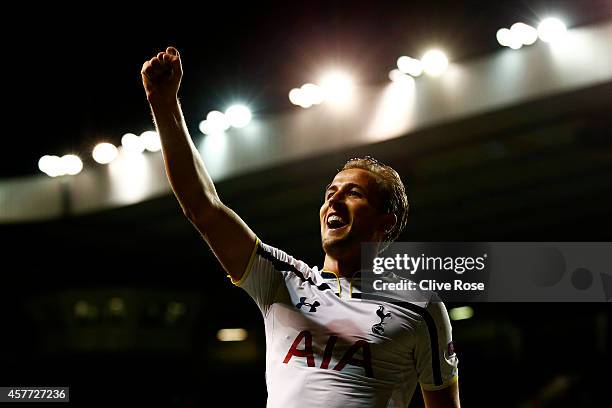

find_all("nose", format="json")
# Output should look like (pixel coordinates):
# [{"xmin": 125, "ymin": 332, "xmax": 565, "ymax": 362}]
[{"xmin": 328, "ymin": 191, "xmax": 346, "ymax": 208}]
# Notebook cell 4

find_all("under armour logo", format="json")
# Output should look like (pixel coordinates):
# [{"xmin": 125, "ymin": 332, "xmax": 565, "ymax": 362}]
[
  {"xmin": 296, "ymin": 297, "xmax": 320, "ymax": 312},
  {"xmin": 372, "ymin": 306, "xmax": 391, "ymax": 335}
]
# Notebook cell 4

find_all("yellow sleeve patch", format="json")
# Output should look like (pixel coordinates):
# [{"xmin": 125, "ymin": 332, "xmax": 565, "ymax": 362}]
[
  {"xmin": 420, "ymin": 375, "xmax": 458, "ymax": 391},
  {"xmin": 228, "ymin": 237, "xmax": 260, "ymax": 286}
]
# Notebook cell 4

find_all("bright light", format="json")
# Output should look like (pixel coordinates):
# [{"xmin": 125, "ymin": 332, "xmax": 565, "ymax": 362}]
[
  {"xmin": 140, "ymin": 131, "xmax": 162, "ymax": 152},
  {"xmin": 108, "ymin": 150, "xmax": 150, "ymax": 204},
  {"xmin": 199, "ymin": 120, "xmax": 210, "ymax": 135},
  {"xmin": 508, "ymin": 34, "xmax": 523, "ymax": 50},
  {"xmin": 38, "ymin": 155, "xmax": 62, "ymax": 177},
  {"xmin": 121, "ymin": 133, "xmax": 145, "ymax": 154},
  {"xmin": 301, "ymin": 83, "xmax": 325, "ymax": 105},
  {"xmin": 298, "ymin": 98, "xmax": 313, "ymax": 109},
  {"xmin": 92, "ymin": 143, "xmax": 119, "ymax": 164},
  {"xmin": 367, "ymin": 79, "xmax": 416, "ymax": 141},
  {"xmin": 60, "ymin": 154, "xmax": 83, "ymax": 176},
  {"xmin": 225, "ymin": 104, "xmax": 252, "ymax": 128},
  {"xmin": 288, "ymin": 88, "xmax": 303, "ymax": 105},
  {"xmin": 206, "ymin": 110, "xmax": 230, "ymax": 134},
  {"xmin": 449, "ymin": 306, "xmax": 474, "ymax": 321},
  {"xmin": 319, "ymin": 70, "xmax": 355, "ymax": 106},
  {"xmin": 511, "ymin": 22, "xmax": 538, "ymax": 45},
  {"xmin": 496, "ymin": 28, "xmax": 512, "ymax": 47},
  {"xmin": 388, "ymin": 69, "xmax": 415, "ymax": 87},
  {"xmin": 537, "ymin": 17, "xmax": 567, "ymax": 43},
  {"xmin": 203, "ymin": 131, "xmax": 227, "ymax": 154},
  {"xmin": 217, "ymin": 328, "xmax": 248, "ymax": 342},
  {"xmin": 397, "ymin": 56, "xmax": 423, "ymax": 77},
  {"xmin": 421, "ymin": 49, "xmax": 449, "ymax": 76}
]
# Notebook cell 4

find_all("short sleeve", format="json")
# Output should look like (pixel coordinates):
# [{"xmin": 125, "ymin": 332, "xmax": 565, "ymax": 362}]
[
  {"xmin": 229, "ymin": 239, "xmax": 302, "ymax": 316},
  {"xmin": 414, "ymin": 299, "xmax": 459, "ymax": 390}
]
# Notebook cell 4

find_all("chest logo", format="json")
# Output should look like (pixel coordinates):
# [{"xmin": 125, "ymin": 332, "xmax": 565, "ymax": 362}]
[
  {"xmin": 372, "ymin": 305, "xmax": 391, "ymax": 335},
  {"xmin": 296, "ymin": 297, "xmax": 320, "ymax": 312}
]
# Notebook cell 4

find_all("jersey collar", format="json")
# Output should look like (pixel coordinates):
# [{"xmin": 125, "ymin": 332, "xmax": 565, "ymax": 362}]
[{"xmin": 320, "ymin": 269, "xmax": 364, "ymax": 298}]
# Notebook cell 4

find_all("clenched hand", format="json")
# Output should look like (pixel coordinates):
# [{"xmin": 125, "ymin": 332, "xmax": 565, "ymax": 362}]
[{"xmin": 141, "ymin": 46, "xmax": 183, "ymax": 105}]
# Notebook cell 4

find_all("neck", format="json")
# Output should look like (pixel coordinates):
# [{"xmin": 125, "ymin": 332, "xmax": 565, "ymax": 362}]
[
  {"xmin": 322, "ymin": 238, "xmax": 382, "ymax": 278},
  {"xmin": 322, "ymin": 249, "xmax": 378, "ymax": 278},
  {"xmin": 322, "ymin": 254, "xmax": 360, "ymax": 278}
]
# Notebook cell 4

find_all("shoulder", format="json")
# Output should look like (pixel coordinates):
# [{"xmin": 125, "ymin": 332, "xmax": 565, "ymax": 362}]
[{"xmin": 255, "ymin": 241, "xmax": 320, "ymax": 282}]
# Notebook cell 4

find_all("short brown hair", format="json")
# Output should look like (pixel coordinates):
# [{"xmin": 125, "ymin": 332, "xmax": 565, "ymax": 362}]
[{"xmin": 341, "ymin": 156, "xmax": 409, "ymax": 251}]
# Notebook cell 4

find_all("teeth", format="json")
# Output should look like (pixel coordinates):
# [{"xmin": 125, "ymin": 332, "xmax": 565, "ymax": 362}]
[{"xmin": 327, "ymin": 214, "xmax": 347, "ymax": 228}]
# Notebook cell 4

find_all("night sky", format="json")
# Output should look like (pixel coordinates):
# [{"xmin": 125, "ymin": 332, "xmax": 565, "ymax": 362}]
[{"xmin": 4, "ymin": 0, "xmax": 611, "ymax": 178}]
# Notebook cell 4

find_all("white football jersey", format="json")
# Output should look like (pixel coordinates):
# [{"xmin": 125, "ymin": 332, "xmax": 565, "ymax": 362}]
[{"xmin": 231, "ymin": 239, "xmax": 458, "ymax": 407}]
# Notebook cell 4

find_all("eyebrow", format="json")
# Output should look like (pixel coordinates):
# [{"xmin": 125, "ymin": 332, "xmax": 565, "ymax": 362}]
[{"xmin": 324, "ymin": 183, "xmax": 366, "ymax": 194}]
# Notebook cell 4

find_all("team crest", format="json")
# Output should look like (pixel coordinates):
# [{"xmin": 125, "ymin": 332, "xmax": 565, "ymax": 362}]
[{"xmin": 371, "ymin": 305, "xmax": 391, "ymax": 335}]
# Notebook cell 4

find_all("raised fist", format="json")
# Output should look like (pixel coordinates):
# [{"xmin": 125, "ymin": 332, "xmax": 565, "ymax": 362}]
[{"xmin": 141, "ymin": 46, "xmax": 183, "ymax": 104}]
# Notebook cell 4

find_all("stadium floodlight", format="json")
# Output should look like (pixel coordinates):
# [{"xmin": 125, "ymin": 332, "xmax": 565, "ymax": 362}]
[
  {"xmin": 421, "ymin": 49, "xmax": 449, "ymax": 76},
  {"xmin": 206, "ymin": 110, "xmax": 230, "ymax": 134},
  {"xmin": 298, "ymin": 99, "xmax": 313, "ymax": 109},
  {"xmin": 121, "ymin": 133, "xmax": 145, "ymax": 154},
  {"xmin": 319, "ymin": 70, "xmax": 355, "ymax": 106},
  {"xmin": 92, "ymin": 142, "xmax": 119, "ymax": 164},
  {"xmin": 388, "ymin": 69, "xmax": 415, "ymax": 87},
  {"xmin": 217, "ymin": 328, "xmax": 248, "ymax": 342},
  {"xmin": 60, "ymin": 154, "xmax": 83, "ymax": 176},
  {"xmin": 496, "ymin": 28, "xmax": 512, "ymax": 47},
  {"xmin": 537, "ymin": 17, "xmax": 567, "ymax": 43},
  {"xmin": 288, "ymin": 88, "xmax": 303, "ymax": 105},
  {"xmin": 289, "ymin": 86, "xmax": 313, "ymax": 109},
  {"xmin": 397, "ymin": 56, "xmax": 423, "ymax": 77},
  {"xmin": 38, "ymin": 155, "xmax": 62, "ymax": 177},
  {"xmin": 301, "ymin": 83, "xmax": 325, "ymax": 105},
  {"xmin": 511, "ymin": 22, "xmax": 538, "ymax": 45},
  {"xmin": 140, "ymin": 131, "xmax": 162, "ymax": 152},
  {"xmin": 508, "ymin": 34, "xmax": 523, "ymax": 50},
  {"xmin": 199, "ymin": 120, "xmax": 210, "ymax": 135},
  {"xmin": 225, "ymin": 104, "xmax": 252, "ymax": 128}
]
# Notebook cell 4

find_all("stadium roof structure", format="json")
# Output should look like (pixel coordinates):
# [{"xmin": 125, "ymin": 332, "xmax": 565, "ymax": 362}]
[{"xmin": 1, "ymin": 21, "xmax": 610, "ymax": 225}]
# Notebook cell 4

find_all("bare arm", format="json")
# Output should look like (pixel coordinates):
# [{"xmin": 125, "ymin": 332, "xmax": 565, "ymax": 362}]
[
  {"xmin": 422, "ymin": 380, "xmax": 460, "ymax": 408},
  {"xmin": 141, "ymin": 47, "xmax": 256, "ymax": 280}
]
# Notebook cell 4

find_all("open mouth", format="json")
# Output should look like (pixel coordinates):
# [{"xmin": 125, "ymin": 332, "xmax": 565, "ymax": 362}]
[{"xmin": 326, "ymin": 214, "xmax": 349, "ymax": 230}]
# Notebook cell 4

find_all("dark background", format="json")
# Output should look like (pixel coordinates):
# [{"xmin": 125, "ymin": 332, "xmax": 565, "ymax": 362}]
[
  {"xmin": 3, "ymin": 0, "xmax": 612, "ymax": 178},
  {"xmin": 1, "ymin": 1, "xmax": 611, "ymax": 407}
]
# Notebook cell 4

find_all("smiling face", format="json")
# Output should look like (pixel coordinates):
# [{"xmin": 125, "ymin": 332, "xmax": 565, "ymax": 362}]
[{"xmin": 320, "ymin": 168, "xmax": 396, "ymax": 259}]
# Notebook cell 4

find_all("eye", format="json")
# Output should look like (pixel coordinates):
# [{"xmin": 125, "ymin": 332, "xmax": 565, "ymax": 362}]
[{"xmin": 348, "ymin": 190, "xmax": 363, "ymax": 197}]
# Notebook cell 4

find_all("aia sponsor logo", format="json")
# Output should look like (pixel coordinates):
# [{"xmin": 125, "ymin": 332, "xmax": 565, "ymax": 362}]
[{"xmin": 283, "ymin": 330, "xmax": 374, "ymax": 378}]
